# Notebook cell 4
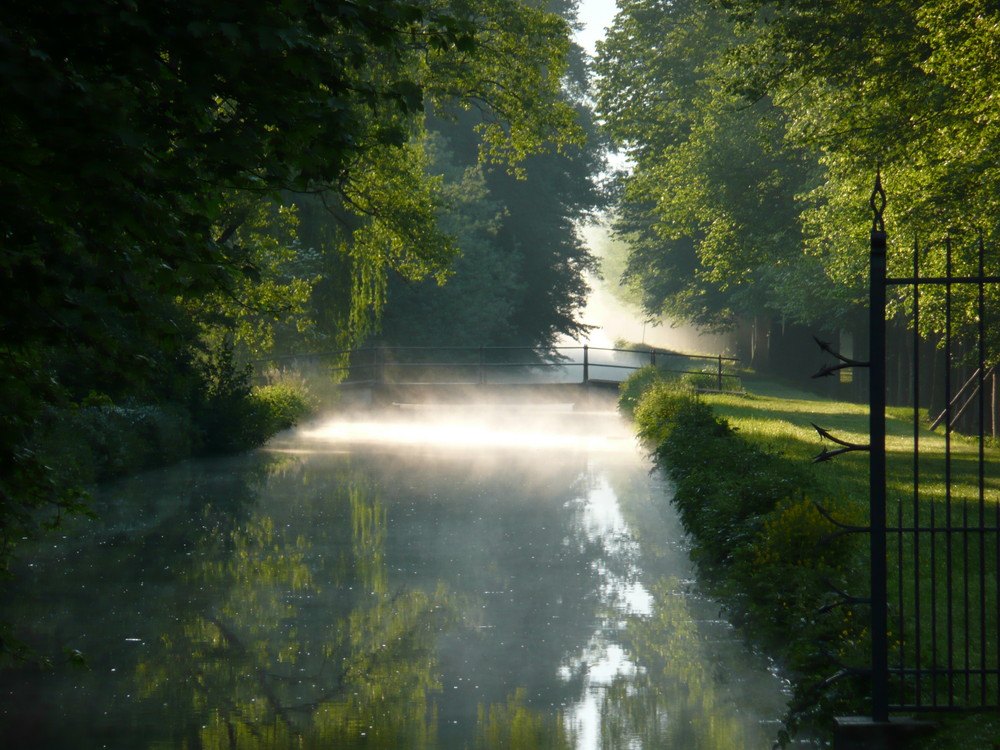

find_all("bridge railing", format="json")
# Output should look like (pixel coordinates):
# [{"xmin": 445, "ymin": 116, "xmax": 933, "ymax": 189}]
[{"xmin": 278, "ymin": 344, "xmax": 741, "ymax": 391}]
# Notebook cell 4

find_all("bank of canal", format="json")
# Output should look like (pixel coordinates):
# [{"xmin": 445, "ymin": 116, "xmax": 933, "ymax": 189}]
[{"xmin": 1, "ymin": 403, "xmax": 802, "ymax": 749}]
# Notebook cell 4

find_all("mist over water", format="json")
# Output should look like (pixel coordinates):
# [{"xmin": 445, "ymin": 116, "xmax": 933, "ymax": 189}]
[
  {"xmin": 3, "ymin": 217, "xmax": 782, "ymax": 748},
  {"xmin": 297, "ymin": 398, "xmax": 636, "ymax": 453},
  {"xmin": 282, "ymin": 402, "xmax": 792, "ymax": 749}
]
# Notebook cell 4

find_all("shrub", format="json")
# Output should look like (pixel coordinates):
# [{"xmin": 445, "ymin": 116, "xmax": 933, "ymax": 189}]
[
  {"xmin": 728, "ymin": 495, "xmax": 866, "ymax": 643},
  {"xmin": 617, "ymin": 364, "xmax": 671, "ymax": 418},
  {"xmin": 631, "ymin": 380, "xmax": 695, "ymax": 444},
  {"xmin": 33, "ymin": 401, "xmax": 195, "ymax": 485},
  {"xmin": 195, "ymin": 341, "xmax": 316, "ymax": 454},
  {"xmin": 195, "ymin": 341, "xmax": 262, "ymax": 454},
  {"xmin": 753, "ymin": 497, "xmax": 864, "ymax": 573},
  {"xmin": 250, "ymin": 383, "xmax": 313, "ymax": 434}
]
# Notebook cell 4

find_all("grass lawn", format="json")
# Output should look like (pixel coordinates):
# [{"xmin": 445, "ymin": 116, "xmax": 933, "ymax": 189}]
[{"xmin": 700, "ymin": 375, "xmax": 1000, "ymax": 747}]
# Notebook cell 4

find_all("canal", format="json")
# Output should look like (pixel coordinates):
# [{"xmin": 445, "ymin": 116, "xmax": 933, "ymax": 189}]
[{"xmin": 1, "ymin": 400, "xmax": 794, "ymax": 749}]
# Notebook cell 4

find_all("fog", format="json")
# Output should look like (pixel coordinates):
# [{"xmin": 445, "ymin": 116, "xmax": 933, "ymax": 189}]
[
  {"xmin": 299, "ymin": 398, "xmax": 635, "ymax": 454},
  {"xmin": 572, "ymin": 220, "xmax": 736, "ymax": 356}
]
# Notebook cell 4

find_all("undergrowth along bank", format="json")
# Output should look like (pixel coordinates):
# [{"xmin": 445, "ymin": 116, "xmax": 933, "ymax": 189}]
[
  {"xmin": 620, "ymin": 366, "xmax": 869, "ymax": 743},
  {"xmin": 34, "ymin": 346, "xmax": 314, "ymax": 490}
]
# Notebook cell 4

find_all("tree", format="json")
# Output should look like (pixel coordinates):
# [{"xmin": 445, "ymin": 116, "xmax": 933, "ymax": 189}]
[
  {"xmin": 594, "ymin": 0, "xmax": 836, "ymax": 341},
  {"xmin": 717, "ymin": 0, "xmax": 1000, "ymax": 341},
  {"xmin": 377, "ymin": 134, "xmax": 522, "ymax": 347},
  {"xmin": 376, "ymin": 12, "xmax": 606, "ymax": 350},
  {"xmin": 0, "ymin": 0, "xmax": 584, "ymax": 584}
]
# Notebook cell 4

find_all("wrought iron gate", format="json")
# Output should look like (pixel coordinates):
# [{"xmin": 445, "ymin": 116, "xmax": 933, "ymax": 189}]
[{"xmin": 866, "ymin": 176, "xmax": 1000, "ymax": 719}]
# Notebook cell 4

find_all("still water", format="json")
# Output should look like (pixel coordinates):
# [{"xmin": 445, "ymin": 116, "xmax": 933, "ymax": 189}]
[{"xmin": 1, "ymin": 403, "xmax": 792, "ymax": 749}]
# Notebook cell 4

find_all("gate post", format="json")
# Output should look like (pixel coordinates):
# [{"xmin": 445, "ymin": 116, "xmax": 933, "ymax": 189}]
[
  {"xmin": 869, "ymin": 174, "xmax": 890, "ymax": 723},
  {"xmin": 582, "ymin": 345, "xmax": 589, "ymax": 384}
]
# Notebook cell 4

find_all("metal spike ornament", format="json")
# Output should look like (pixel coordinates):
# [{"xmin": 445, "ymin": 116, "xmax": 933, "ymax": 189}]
[
  {"xmin": 811, "ymin": 336, "xmax": 870, "ymax": 379},
  {"xmin": 811, "ymin": 422, "xmax": 871, "ymax": 463}
]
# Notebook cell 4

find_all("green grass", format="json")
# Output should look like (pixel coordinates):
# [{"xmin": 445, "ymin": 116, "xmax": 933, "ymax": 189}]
[
  {"xmin": 701, "ymin": 378, "xmax": 1000, "ymax": 747},
  {"xmin": 707, "ymin": 379, "xmax": 997, "ymax": 496}
]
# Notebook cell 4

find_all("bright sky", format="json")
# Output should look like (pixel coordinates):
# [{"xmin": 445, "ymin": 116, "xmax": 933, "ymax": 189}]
[{"xmin": 574, "ymin": 0, "xmax": 619, "ymax": 55}]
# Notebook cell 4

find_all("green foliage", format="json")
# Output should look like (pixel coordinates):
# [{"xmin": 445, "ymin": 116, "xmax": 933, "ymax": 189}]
[
  {"xmin": 185, "ymin": 195, "xmax": 318, "ymax": 359},
  {"xmin": 195, "ymin": 342, "xmax": 268, "ymax": 455},
  {"xmin": 375, "ymin": 133, "xmax": 521, "ymax": 346},
  {"xmin": 618, "ymin": 364, "xmax": 671, "ymax": 418},
  {"xmin": 596, "ymin": 0, "xmax": 833, "ymax": 332},
  {"xmin": 36, "ymin": 403, "xmax": 194, "ymax": 485},
  {"xmin": 922, "ymin": 712, "xmax": 1000, "ymax": 750},
  {"xmin": 250, "ymin": 384, "xmax": 314, "ymax": 435},
  {"xmin": 595, "ymin": 0, "xmax": 1000, "ymax": 351},
  {"xmin": 196, "ymin": 342, "xmax": 315, "ymax": 455},
  {"xmin": 633, "ymin": 383, "xmax": 716, "ymax": 449},
  {"xmin": 377, "ymin": 97, "xmax": 605, "ymax": 348}
]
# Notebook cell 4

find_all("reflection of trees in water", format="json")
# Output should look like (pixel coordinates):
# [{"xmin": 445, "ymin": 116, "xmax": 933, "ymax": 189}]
[
  {"xmin": 474, "ymin": 687, "xmax": 572, "ymax": 750},
  {"xmin": 135, "ymin": 468, "xmax": 460, "ymax": 749},
  {"xmin": 2, "ymin": 450, "xmax": 625, "ymax": 750},
  {"xmin": 603, "ymin": 577, "xmax": 782, "ymax": 750},
  {"xmin": 589, "ymin": 465, "xmax": 789, "ymax": 750},
  {"xmin": 125, "ymin": 457, "xmax": 578, "ymax": 750}
]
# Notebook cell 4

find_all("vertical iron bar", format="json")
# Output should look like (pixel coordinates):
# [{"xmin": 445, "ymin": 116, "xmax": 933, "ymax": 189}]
[
  {"xmin": 898, "ymin": 469, "xmax": 905, "ymax": 702},
  {"xmin": 945, "ymin": 237, "xmax": 955, "ymax": 707},
  {"xmin": 583, "ymin": 345, "xmax": 589, "ymax": 384},
  {"xmin": 912, "ymin": 236, "xmax": 922, "ymax": 707},
  {"xmin": 930, "ymin": 327, "xmax": 939, "ymax": 704},
  {"xmin": 978, "ymin": 231, "xmax": 987, "ymax": 704},
  {"xmin": 963, "ymin": 248, "xmax": 972, "ymax": 704},
  {"xmin": 718, "ymin": 354, "xmax": 724, "ymax": 391},
  {"xmin": 870, "ymin": 183, "xmax": 890, "ymax": 722},
  {"xmin": 651, "ymin": 348, "xmax": 656, "ymax": 367}
]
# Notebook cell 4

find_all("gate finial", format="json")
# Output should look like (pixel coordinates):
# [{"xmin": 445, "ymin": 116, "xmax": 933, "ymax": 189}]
[{"xmin": 870, "ymin": 169, "xmax": 886, "ymax": 234}]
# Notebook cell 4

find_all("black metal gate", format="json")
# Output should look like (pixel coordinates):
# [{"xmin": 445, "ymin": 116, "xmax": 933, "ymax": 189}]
[{"xmin": 867, "ymin": 175, "xmax": 1000, "ymax": 719}]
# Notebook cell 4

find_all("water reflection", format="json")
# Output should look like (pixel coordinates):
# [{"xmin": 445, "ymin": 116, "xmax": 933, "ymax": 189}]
[{"xmin": 0, "ymin": 407, "xmax": 792, "ymax": 749}]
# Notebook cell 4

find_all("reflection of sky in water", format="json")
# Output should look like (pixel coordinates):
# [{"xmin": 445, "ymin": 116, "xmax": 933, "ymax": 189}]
[
  {"xmin": 562, "ymin": 472, "xmax": 651, "ymax": 750},
  {"xmin": 577, "ymin": 474, "xmax": 653, "ymax": 617},
  {"xmin": 284, "ymin": 409, "xmax": 792, "ymax": 749}
]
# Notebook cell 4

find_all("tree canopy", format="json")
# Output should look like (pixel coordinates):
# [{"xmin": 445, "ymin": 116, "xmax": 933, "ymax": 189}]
[
  {"xmin": 595, "ymin": 0, "xmax": 1000, "ymax": 338},
  {"xmin": 0, "ymin": 0, "xmax": 589, "ymax": 581}
]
